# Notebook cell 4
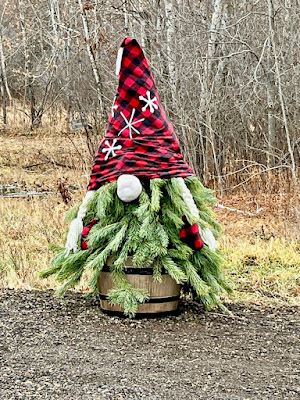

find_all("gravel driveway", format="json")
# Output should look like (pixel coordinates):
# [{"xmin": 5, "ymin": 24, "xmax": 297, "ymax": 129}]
[{"xmin": 0, "ymin": 289, "xmax": 299, "ymax": 399}]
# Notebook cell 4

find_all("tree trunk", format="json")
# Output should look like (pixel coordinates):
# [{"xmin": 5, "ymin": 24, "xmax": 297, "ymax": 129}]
[
  {"xmin": 164, "ymin": 0, "xmax": 176, "ymax": 104},
  {"xmin": 203, "ymin": 0, "xmax": 225, "ymax": 190},
  {"xmin": 78, "ymin": 0, "xmax": 106, "ymax": 120},
  {"xmin": 0, "ymin": 30, "xmax": 11, "ymax": 103},
  {"xmin": 50, "ymin": 0, "xmax": 60, "ymax": 43},
  {"xmin": 138, "ymin": 0, "xmax": 147, "ymax": 48},
  {"xmin": 0, "ymin": 72, "xmax": 7, "ymax": 124},
  {"xmin": 123, "ymin": 0, "xmax": 129, "ymax": 35},
  {"xmin": 267, "ymin": 0, "xmax": 276, "ymax": 168},
  {"xmin": 268, "ymin": 0, "xmax": 297, "ymax": 184},
  {"xmin": 19, "ymin": 0, "xmax": 37, "ymax": 129}
]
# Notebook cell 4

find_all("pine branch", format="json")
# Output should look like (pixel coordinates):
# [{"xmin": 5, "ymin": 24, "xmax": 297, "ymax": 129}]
[
  {"xmin": 160, "ymin": 256, "xmax": 187, "ymax": 284},
  {"xmin": 150, "ymin": 178, "xmax": 165, "ymax": 212},
  {"xmin": 183, "ymin": 261, "xmax": 210, "ymax": 297}
]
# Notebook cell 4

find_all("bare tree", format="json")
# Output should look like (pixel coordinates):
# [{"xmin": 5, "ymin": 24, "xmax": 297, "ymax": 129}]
[
  {"xmin": 0, "ymin": 2, "xmax": 11, "ymax": 124},
  {"xmin": 78, "ymin": 0, "xmax": 106, "ymax": 120},
  {"xmin": 267, "ymin": 0, "xmax": 297, "ymax": 183},
  {"xmin": 0, "ymin": 0, "xmax": 298, "ymax": 187},
  {"xmin": 266, "ymin": 0, "xmax": 276, "ymax": 168}
]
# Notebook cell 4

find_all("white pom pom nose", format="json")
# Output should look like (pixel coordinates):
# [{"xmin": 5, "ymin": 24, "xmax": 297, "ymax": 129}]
[{"xmin": 117, "ymin": 174, "xmax": 143, "ymax": 202}]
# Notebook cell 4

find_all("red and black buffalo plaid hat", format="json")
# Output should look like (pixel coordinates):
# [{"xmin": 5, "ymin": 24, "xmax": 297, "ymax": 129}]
[{"xmin": 87, "ymin": 37, "xmax": 195, "ymax": 191}]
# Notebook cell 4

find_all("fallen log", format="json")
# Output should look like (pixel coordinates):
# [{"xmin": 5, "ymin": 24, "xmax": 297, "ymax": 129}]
[
  {"xmin": 1, "ymin": 191, "xmax": 52, "ymax": 198},
  {"xmin": 0, "ymin": 185, "xmax": 18, "ymax": 192},
  {"xmin": 215, "ymin": 203, "xmax": 263, "ymax": 217}
]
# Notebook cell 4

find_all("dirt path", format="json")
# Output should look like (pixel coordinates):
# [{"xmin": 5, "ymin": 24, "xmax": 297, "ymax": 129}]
[{"xmin": 0, "ymin": 289, "xmax": 299, "ymax": 400}]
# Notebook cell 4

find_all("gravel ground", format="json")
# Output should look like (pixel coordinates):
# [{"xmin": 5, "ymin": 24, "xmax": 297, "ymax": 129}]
[{"xmin": 0, "ymin": 289, "xmax": 299, "ymax": 400}]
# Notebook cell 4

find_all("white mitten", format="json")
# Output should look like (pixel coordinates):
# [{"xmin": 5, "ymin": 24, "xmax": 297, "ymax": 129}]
[
  {"xmin": 117, "ymin": 174, "xmax": 142, "ymax": 202},
  {"xmin": 64, "ymin": 190, "xmax": 95, "ymax": 256}
]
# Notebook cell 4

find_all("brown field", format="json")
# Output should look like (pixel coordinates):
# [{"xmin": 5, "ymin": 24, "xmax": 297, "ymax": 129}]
[{"xmin": 0, "ymin": 129, "xmax": 299, "ymax": 307}]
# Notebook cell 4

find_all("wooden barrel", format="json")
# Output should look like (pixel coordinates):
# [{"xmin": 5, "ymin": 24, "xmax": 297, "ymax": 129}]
[{"xmin": 98, "ymin": 257, "xmax": 181, "ymax": 315}]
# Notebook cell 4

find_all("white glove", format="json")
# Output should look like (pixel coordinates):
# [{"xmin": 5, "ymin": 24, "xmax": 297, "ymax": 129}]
[{"xmin": 64, "ymin": 190, "xmax": 95, "ymax": 256}]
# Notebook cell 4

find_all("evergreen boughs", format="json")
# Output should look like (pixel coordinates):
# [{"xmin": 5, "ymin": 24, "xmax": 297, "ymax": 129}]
[
  {"xmin": 150, "ymin": 178, "xmax": 164, "ymax": 212},
  {"xmin": 185, "ymin": 176, "xmax": 222, "ymax": 236},
  {"xmin": 65, "ymin": 204, "xmax": 80, "ymax": 223},
  {"xmin": 108, "ymin": 287, "xmax": 149, "ymax": 317},
  {"xmin": 165, "ymin": 178, "xmax": 197, "ymax": 225},
  {"xmin": 41, "ymin": 177, "xmax": 230, "ymax": 315}
]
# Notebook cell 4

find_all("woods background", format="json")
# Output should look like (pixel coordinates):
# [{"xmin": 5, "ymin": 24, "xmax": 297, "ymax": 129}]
[{"xmin": 0, "ymin": 0, "xmax": 299, "ymax": 190}]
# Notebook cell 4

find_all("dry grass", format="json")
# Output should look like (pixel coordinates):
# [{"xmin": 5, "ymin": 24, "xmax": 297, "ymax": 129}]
[
  {"xmin": 0, "ymin": 129, "xmax": 299, "ymax": 307},
  {"xmin": 222, "ymin": 237, "xmax": 300, "ymax": 306}
]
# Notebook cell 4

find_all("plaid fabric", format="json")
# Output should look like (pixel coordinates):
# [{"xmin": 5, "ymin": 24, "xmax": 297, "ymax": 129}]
[
  {"xmin": 179, "ymin": 216, "xmax": 204, "ymax": 250},
  {"xmin": 88, "ymin": 37, "xmax": 194, "ymax": 191},
  {"xmin": 81, "ymin": 218, "xmax": 99, "ymax": 250}
]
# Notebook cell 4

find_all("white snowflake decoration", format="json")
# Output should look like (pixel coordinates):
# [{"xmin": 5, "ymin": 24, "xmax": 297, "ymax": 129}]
[
  {"xmin": 118, "ymin": 108, "xmax": 145, "ymax": 139},
  {"xmin": 102, "ymin": 139, "xmax": 122, "ymax": 160},
  {"xmin": 139, "ymin": 90, "xmax": 158, "ymax": 113}
]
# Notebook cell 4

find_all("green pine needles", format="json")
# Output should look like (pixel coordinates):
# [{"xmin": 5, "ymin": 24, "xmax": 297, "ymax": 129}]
[{"xmin": 41, "ymin": 176, "xmax": 231, "ymax": 316}]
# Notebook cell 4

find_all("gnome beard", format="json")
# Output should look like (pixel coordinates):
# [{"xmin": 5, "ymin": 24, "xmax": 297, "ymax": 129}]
[{"xmin": 41, "ymin": 37, "xmax": 230, "ymax": 316}]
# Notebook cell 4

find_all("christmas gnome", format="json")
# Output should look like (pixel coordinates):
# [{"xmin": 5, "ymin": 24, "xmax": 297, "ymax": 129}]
[{"xmin": 41, "ymin": 37, "xmax": 231, "ymax": 316}]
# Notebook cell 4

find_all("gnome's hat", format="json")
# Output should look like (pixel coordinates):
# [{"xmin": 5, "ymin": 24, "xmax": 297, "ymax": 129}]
[{"xmin": 88, "ymin": 37, "xmax": 195, "ymax": 191}]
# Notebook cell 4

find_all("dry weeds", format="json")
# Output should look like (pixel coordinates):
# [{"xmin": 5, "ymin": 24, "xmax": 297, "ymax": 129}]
[{"xmin": 0, "ymin": 130, "xmax": 299, "ymax": 307}]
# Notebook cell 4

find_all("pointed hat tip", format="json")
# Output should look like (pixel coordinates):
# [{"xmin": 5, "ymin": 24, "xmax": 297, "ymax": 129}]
[
  {"xmin": 116, "ymin": 38, "xmax": 142, "ymax": 75},
  {"xmin": 121, "ymin": 37, "xmax": 139, "ymax": 48}
]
